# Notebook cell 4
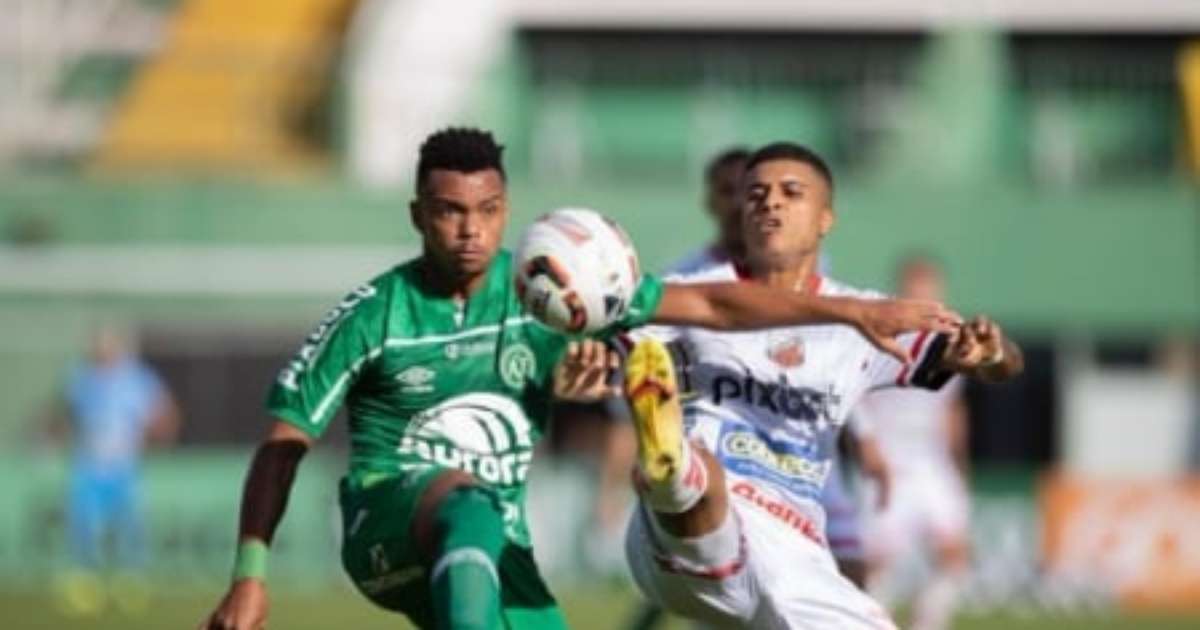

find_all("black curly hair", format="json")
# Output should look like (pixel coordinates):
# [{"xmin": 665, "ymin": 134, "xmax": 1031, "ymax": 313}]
[
  {"xmin": 415, "ymin": 127, "xmax": 506, "ymax": 192},
  {"xmin": 704, "ymin": 146, "xmax": 751, "ymax": 182},
  {"xmin": 746, "ymin": 142, "xmax": 834, "ymax": 199}
]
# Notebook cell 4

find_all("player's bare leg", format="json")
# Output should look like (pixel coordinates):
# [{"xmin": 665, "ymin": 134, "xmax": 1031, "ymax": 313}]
[
  {"xmin": 836, "ymin": 557, "xmax": 868, "ymax": 589},
  {"xmin": 625, "ymin": 338, "xmax": 729, "ymax": 538},
  {"xmin": 911, "ymin": 536, "xmax": 969, "ymax": 630}
]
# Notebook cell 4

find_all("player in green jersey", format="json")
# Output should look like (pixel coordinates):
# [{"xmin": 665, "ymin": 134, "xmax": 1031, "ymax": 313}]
[{"xmin": 200, "ymin": 128, "xmax": 959, "ymax": 630}]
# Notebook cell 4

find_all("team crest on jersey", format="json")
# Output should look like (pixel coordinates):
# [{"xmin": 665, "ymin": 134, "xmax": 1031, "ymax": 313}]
[
  {"xmin": 766, "ymin": 331, "xmax": 806, "ymax": 368},
  {"xmin": 499, "ymin": 343, "xmax": 536, "ymax": 389}
]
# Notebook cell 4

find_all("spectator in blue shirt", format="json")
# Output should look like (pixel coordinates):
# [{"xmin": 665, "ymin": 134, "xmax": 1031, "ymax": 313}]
[{"xmin": 51, "ymin": 326, "xmax": 180, "ymax": 616}]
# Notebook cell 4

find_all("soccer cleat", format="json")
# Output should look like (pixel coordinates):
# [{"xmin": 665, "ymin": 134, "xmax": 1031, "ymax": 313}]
[
  {"xmin": 54, "ymin": 569, "xmax": 105, "ymax": 617},
  {"xmin": 625, "ymin": 338, "xmax": 684, "ymax": 484}
]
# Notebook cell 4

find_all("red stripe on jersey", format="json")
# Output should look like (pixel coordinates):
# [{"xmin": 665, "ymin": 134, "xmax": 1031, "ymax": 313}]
[
  {"xmin": 733, "ymin": 260, "xmax": 752, "ymax": 280},
  {"xmin": 651, "ymin": 516, "xmax": 748, "ymax": 580},
  {"xmin": 682, "ymin": 451, "xmax": 706, "ymax": 491},
  {"xmin": 807, "ymin": 273, "xmax": 823, "ymax": 295},
  {"xmin": 895, "ymin": 330, "xmax": 931, "ymax": 385},
  {"xmin": 654, "ymin": 553, "xmax": 746, "ymax": 580}
]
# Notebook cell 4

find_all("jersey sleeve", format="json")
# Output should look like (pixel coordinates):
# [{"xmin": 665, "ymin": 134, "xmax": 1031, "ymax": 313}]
[
  {"xmin": 266, "ymin": 284, "xmax": 384, "ymax": 438},
  {"xmin": 865, "ymin": 330, "xmax": 955, "ymax": 391},
  {"xmin": 616, "ymin": 274, "xmax": 664, "ymax": 330},
  {"xmin": 593, "ymin": 273, "xmax": 668, "ymax": 343}
]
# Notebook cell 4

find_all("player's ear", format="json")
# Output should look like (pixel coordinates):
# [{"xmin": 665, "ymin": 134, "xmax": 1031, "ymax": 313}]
[
  {"xmin": 818, "ymin": 205, "xmax": 835, "ymax": 238},
  {"xmin": 409, "ymin": 199, "xmax": 424, "ymax": 233}
]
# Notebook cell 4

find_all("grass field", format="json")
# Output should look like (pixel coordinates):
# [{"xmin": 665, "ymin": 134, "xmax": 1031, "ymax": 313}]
[{"xmin": 3, "ymin": 584, "xmax": 1199, "ymax": 630}]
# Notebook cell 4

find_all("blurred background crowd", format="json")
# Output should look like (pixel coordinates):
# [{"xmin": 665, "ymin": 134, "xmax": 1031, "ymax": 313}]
[{"xmin": 0, "ymin": 1, "xmax": 1197, "ymax": 628}]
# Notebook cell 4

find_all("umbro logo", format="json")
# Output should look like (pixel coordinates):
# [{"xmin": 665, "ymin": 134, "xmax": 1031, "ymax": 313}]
[{"xmin": 396, "ymin": 365, "xmax": 436, "ymax": 393}]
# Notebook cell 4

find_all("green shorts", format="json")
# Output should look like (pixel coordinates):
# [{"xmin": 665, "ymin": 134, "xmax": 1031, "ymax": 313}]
[{"xmin": 338, "ymin": 469, "xmax": 568, "ymax": 630}]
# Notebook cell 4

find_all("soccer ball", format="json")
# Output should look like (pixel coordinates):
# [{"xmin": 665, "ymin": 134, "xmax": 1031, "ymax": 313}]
[{"xmin": 514, "ymin": 208, "xmax": 641, "ymax": 333}]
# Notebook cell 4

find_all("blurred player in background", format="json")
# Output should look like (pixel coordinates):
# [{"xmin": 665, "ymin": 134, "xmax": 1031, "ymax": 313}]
[
  {"xmin": 49, "ymin": 325, "xmax": 180, "ymax": 616},
  {"xmin": 819, "ymin": 424, "xmax": 890, "ymax": 587},
  {"xmin": 859, "ymin": 255, "xmax": 972, "ymax": 630},
  {"xmin": 200, "ymin": 128, "xmax": 953, "ymax": 630},
  {"xmin": 620, "ymin": 142, "xmax": 1022, "ymax": 628},
  {"xmin": 670, "ymin": 147, "xmax": 750, "ymax": 274},
  {"xmin": 811, "ymin": 248, "xmax": 891, "ymax": 590}
]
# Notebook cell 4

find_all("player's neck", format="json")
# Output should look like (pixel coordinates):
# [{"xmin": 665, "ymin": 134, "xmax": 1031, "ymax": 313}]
[
  {"xmin": 746, "ymin": 254, "xmax": 819, "ymax": 293},
  {"xmin": 716, "ymin": 237, "xmax": 744, "ymax": 262},
  {"xmin": 418, "ymin": 256, "xmax": 489, "ymax": 301}
]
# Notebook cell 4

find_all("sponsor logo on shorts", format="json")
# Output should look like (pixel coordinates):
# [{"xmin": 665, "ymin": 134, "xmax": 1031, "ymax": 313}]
[
  {"xmin": 731, "ymin": 481, "xmax": 824, "ymax": 544},
  {"xmin": 369, "ymin": 543, "xmax": 391, "ymax": 575},
  {"xmin": 360, "ymin": 566, "xmax": 423, "ymax": 594}
]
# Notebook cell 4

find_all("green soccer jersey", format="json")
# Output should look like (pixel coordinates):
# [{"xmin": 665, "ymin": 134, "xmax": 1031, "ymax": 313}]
[{"xmin": 267, "ymin": 250, "xmax": 663, "ymax": 548}]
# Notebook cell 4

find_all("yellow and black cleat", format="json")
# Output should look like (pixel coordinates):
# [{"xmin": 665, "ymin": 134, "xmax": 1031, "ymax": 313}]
[{"xmin": 625, "ymin": 338, "xmax": 685, "ymax": 484}]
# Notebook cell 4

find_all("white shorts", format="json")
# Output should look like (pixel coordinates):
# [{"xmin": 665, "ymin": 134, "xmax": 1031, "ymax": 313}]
[
  {"xmin": 866, "ymin": 469, "xmax": 969, "ymax": 561},
  {"xmin": 625, "ymin": 481, "xmax": 896, "ymax": 629}
]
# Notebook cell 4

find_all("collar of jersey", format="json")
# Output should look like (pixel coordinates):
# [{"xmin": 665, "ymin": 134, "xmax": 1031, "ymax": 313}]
[{"xmin": 405, "ymin": 250, "xmax": 511, "ymax": 329}]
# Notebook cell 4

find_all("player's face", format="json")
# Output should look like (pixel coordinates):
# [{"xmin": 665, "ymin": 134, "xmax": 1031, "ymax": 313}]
[
  {"xmin": 706, "ymin": 161, "xmax": 747, "ymax": 251},
  {"xmin": 900, "ymin": 264, "xmax": 945, "ymax": 302},
  {"xmin": 741, "ymin": 159, "xmax": 833, "ymax": 269},
  {"xmin": 89, "ymin": 328, "xmax": 126, "ymax": 368},
  {"xmin": 411, "ymin": 168, "xmax": 508, "ymax": 279}
]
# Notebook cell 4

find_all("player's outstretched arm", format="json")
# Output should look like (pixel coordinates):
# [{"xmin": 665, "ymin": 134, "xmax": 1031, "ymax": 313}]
[
  {"xmin": 653, "ymin": 282, "xmax": 962, "ymax": 362},
  {"xmin": 939, "ymin": 315, "xmax": 1024, "ymax": 382},
  {"xmin": 201, "ymin": 421, "xmax": 313, "ymax": 630}
]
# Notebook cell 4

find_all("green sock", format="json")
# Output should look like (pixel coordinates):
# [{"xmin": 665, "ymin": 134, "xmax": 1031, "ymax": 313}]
[{"xmin": 430, "ymin": 487, "xmax": 507, "ymax": 630}]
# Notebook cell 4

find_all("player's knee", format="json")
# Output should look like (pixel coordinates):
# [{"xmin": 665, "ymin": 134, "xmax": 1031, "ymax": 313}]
[
  {"xmin": 434, "ymin": 486, "xmax": 506, "ymax": 555},
  {"xmin": 936, "ymin": 539, "xmax": 970, "ymax": 570}
]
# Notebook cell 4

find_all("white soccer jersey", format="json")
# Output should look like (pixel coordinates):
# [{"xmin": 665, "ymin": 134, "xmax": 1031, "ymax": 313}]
[
  {"xmin": 642, "ymin": 261, "xmax": 952, "ymax": 533},
  {"xmin": 667, "ymin": 245, "xmax": 832, "ymax": 277}
]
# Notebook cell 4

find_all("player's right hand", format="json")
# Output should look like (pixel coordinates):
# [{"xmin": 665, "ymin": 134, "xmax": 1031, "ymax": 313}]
[
  {"xmin": 854, "ymin": 299, "xmax": 961, "ymax": 362},
  {"xmin": 200, "ymin": 579, "xmax": 268, "ymax": 630}
]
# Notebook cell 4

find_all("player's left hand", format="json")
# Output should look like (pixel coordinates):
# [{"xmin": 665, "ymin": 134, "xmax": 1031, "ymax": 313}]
[
  {"xmin": 943, "ymin": 316, "xmax": 1005, "ymax": 371},
  {"xmin": 853, "ymin": 299, "xmax": 962, "ymax": 362},
  {"xmin": 553, "ymin": 340, "xmax": 621, "ymax": 402}
]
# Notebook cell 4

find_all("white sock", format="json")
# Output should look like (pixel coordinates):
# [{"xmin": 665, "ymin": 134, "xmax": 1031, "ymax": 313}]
[
  {"xmin": 912, "ymin": 570, "xmax": 961, "ymax": 630},
  {"xmin": 634, "ymin": 439, "xmax": 707, "ymax": 514},
  {"xmin": 646, "ymin": 503, "xmax": 741, "ymax": 573}
]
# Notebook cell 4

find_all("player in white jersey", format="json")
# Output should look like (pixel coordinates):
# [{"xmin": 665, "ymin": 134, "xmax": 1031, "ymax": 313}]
[
  {"xmin": 674, "ymin": 145, "xmax": 885, "ymax": 591},
  {"xmin": 620, "ymin": 142, "xmax": 1023, "ymax": 629},
  {"xmin": 818, "ymin": 419, "xmax": 891, "ymax": 588},
  {"xmin": 858, "ymin": 255, "xmax": 972, "ymax": 630}
]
